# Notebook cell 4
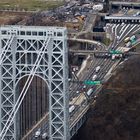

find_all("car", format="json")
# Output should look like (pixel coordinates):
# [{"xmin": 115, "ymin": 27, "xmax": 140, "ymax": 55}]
[
  {"xmin": 112, "ymin": 55, "xmax": 115, "ymax": 60},
  {"xmin": 108, "ymin": 54, "xmax": 111, "ymax": 57},
  {"xmin": 92, "ymin": 74, "xmax": 97, "ymax": 81},
  {"xmin": 105, "ymin": 53, "xmax": 108, "ymax": 56},
  {"xmin": 69, "ymin": 105, "xmax": 75, "ymax": 113},
  {"xmin": 86, "ymin": 88, "xmax": 93, "ymax": 96},
  {"xmin": 35, "ymin": 129, "xmax": 41, "ymax": 138},
  {"xmin": 42, "ymin": 132, "xmax": 48, "ymax": 139},
  {"xmin": 117, "ymin": 36, "xmax": 120, "ymax": 40},
  {"xmin": 83, "ymin": 85, "xmax": 86, "ymax": 89},
  {"xmin": 97, "ymin": 42, "xmax": 101, "ymax": 46},
  {"xmin": 76, "ymin": 91, "xmax": 79, "ymax": 94},
  {"xmin": 93, "ymin": 95, "xmax": 98, "ymax": 100},
  {"xmin": 95, "ymin": 66, "xmax": 100, "ymax": 73}
]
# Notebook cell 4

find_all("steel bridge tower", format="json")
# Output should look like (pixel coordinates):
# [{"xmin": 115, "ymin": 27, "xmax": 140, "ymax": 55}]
[{"xmin": 0, "ymin": 26, "xmax": 69, "ymax": 140}]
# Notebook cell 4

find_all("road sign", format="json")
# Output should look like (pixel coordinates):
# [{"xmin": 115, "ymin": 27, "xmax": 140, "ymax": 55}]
[
  {"xmin": 109, "ymin": 50, "xmax": 122, "ymax": 54},
  {"xmin": 84, "ymin": 80, "xmax": 101, "ymax": 85}
]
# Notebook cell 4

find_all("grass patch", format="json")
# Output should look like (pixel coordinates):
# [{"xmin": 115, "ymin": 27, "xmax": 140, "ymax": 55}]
[{"xmin": 0, "ymin": 0, "xmax": 64, "ymax": 11}]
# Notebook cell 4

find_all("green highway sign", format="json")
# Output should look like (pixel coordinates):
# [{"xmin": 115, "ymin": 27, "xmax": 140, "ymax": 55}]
[
  {"xmin": 84, "ymin": 80, "xmax": 101, "ymax": 85},
  {"xmin": 109, "ymin": 50, "xmax": 122, "ymax": 54}
]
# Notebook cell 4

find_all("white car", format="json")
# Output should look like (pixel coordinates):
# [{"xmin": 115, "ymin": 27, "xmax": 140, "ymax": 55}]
[
  {"xmin": 76, "ymin": 91, "xmax": 79, "ymax": 94},
  {"xmin": 92, "ymin": 74, "xmax": 97, "ymax": 81},
  {"xmin": 69, "ymin": 105, "xmax": 75, "ymax": 113},
  {"xmin": 42, "ymin": 132, "xmax": 48, "ymax": 139},
  {"xmin": 83, "ymin": 85, "xmax": 86, "ymax": 89},
  {"xmin": 35, "ymin": 129, "xmax": 41, "ymax": 138},
  {"xmin": 112, "ymin": 55, "xmax": 116, "ymax": 60},
  {"xmin": 95, "ymin": 66, "xmax": 100, "ymax": 73}
]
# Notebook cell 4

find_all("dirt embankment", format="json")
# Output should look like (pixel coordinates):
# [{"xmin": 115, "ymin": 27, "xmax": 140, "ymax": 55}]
[
  {"xmin": 72, "ymin": 55, "xmax": 140, "ymax": 140},
  {"xmin": 0, "ymin": 11, "xmax": 31, "ymax": 25}
]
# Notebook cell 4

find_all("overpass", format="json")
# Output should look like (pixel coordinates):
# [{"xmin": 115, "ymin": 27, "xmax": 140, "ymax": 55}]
[
  {"xmin": 110, "ymin": 1, "xmax": 140, "ymax": 6},
  {"xmin": 109, "ymin": 1, "xmax": 140, "ymax": 9},
  {"xmin": 69, "ymin": 38, "xmax": 107, "ymax": 49},
  {"xmin": 105, "ymin": 16, "xmax": 140, "ymax": 24},
  {"xmin": 69, "ymin": 49, "xmax": 140, "ymax": 55}
]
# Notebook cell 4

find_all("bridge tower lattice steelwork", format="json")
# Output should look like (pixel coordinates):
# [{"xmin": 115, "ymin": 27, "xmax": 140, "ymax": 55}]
[{"xmin": 0, "ymin": 26, "xmax": 69, "ymax": 140}]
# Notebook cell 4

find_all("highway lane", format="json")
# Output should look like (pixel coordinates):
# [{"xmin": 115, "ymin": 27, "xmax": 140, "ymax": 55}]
[
  {"xmin": 71, "ymin": 23, "xmax": 140, "ymax": 101},
  {"xmin": 69, "ymin": 64, "xmax": 124, "ymax": 134},
  {"xmin": 108, "ymin": 23, "xmax": 140, "ymax": 49},
  {"xmin": 70, "ymin": 24, "xmax": 140, "ymax": 105},
  {"xmin": 69, "ymin": 57, "xmax": 107, "ymax": 105},
  {"xmin": 98, "ymin": 60, "xmax": 114, "ymax": 80},
  {"xmin": 96, "ymin": 24, "xmax": 137, "ymax": 80},
  {"xmin": 69, "ymin": 43, "xmax": 117, "ymax": 121},
  {"xmin": 69, "ymin": 41, "xmax": 107, "ymax": 99},
  {"xmin": 74, "ymin": 46, "xmax": 115, "ymax": 92},
  {"xmin": 72, "ymin": 58, "xmax": 104, "ymax": 98},
  {"xmin": 79, "ymin": 59, "xmax": 113, "ymax": 98},
  {"xmin": 21, "ymin": 113, "xmax": 49, "ymax": 140},
  {"xmin": 69, "ymin": 58, "xmax": 118, "ymax": 126},
  {"xmin": 70, "ymin": 28, "xmax": 115, "ymax": 98},
  {"xmin": 70, "ymin": 31, "xmax": 117, "ymax": 100},
  {"xmin": 132, "ymin": 24, "xmax": 140, "ymax": 34},
  {"xmin": 68, "ymin": 22, "xmax": 136, "ymax": 129},
  {"xmin": 69, "ymin": 52, "xmax": 106, "ymax": 99},
  {"xmin": 118, "ymin": 24, "xmax": 139, "ymax": 47}
]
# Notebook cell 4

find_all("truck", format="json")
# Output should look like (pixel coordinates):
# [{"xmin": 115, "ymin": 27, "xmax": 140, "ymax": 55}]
[
  {"xmin": 130, "ymin": 35, "xmax": 136, "ymax": 41},
  {"xmin": 130, "ymin": 35, "xmax": 136, "ymax": 45},
  {"xmin": 69, "ymin": 105, "xmax": 75, "ymax": 113},
  {"xmin": 95, "ymin": 66, "xmax": 101, "ymax": 73},
  {"xmin": 86, "ymin": 88, "xmax": 93, "ymax": 96},
  {"xmin": 92, "ymin": 74, "xmax": 97, "ymax": 80},
  {"xmin": 93, "ymin": 4, "xmax": 103, "ymax": 11},
  {"xmin": 124, "ymin": 37, "xmax": 130, "ymax": 43}
]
